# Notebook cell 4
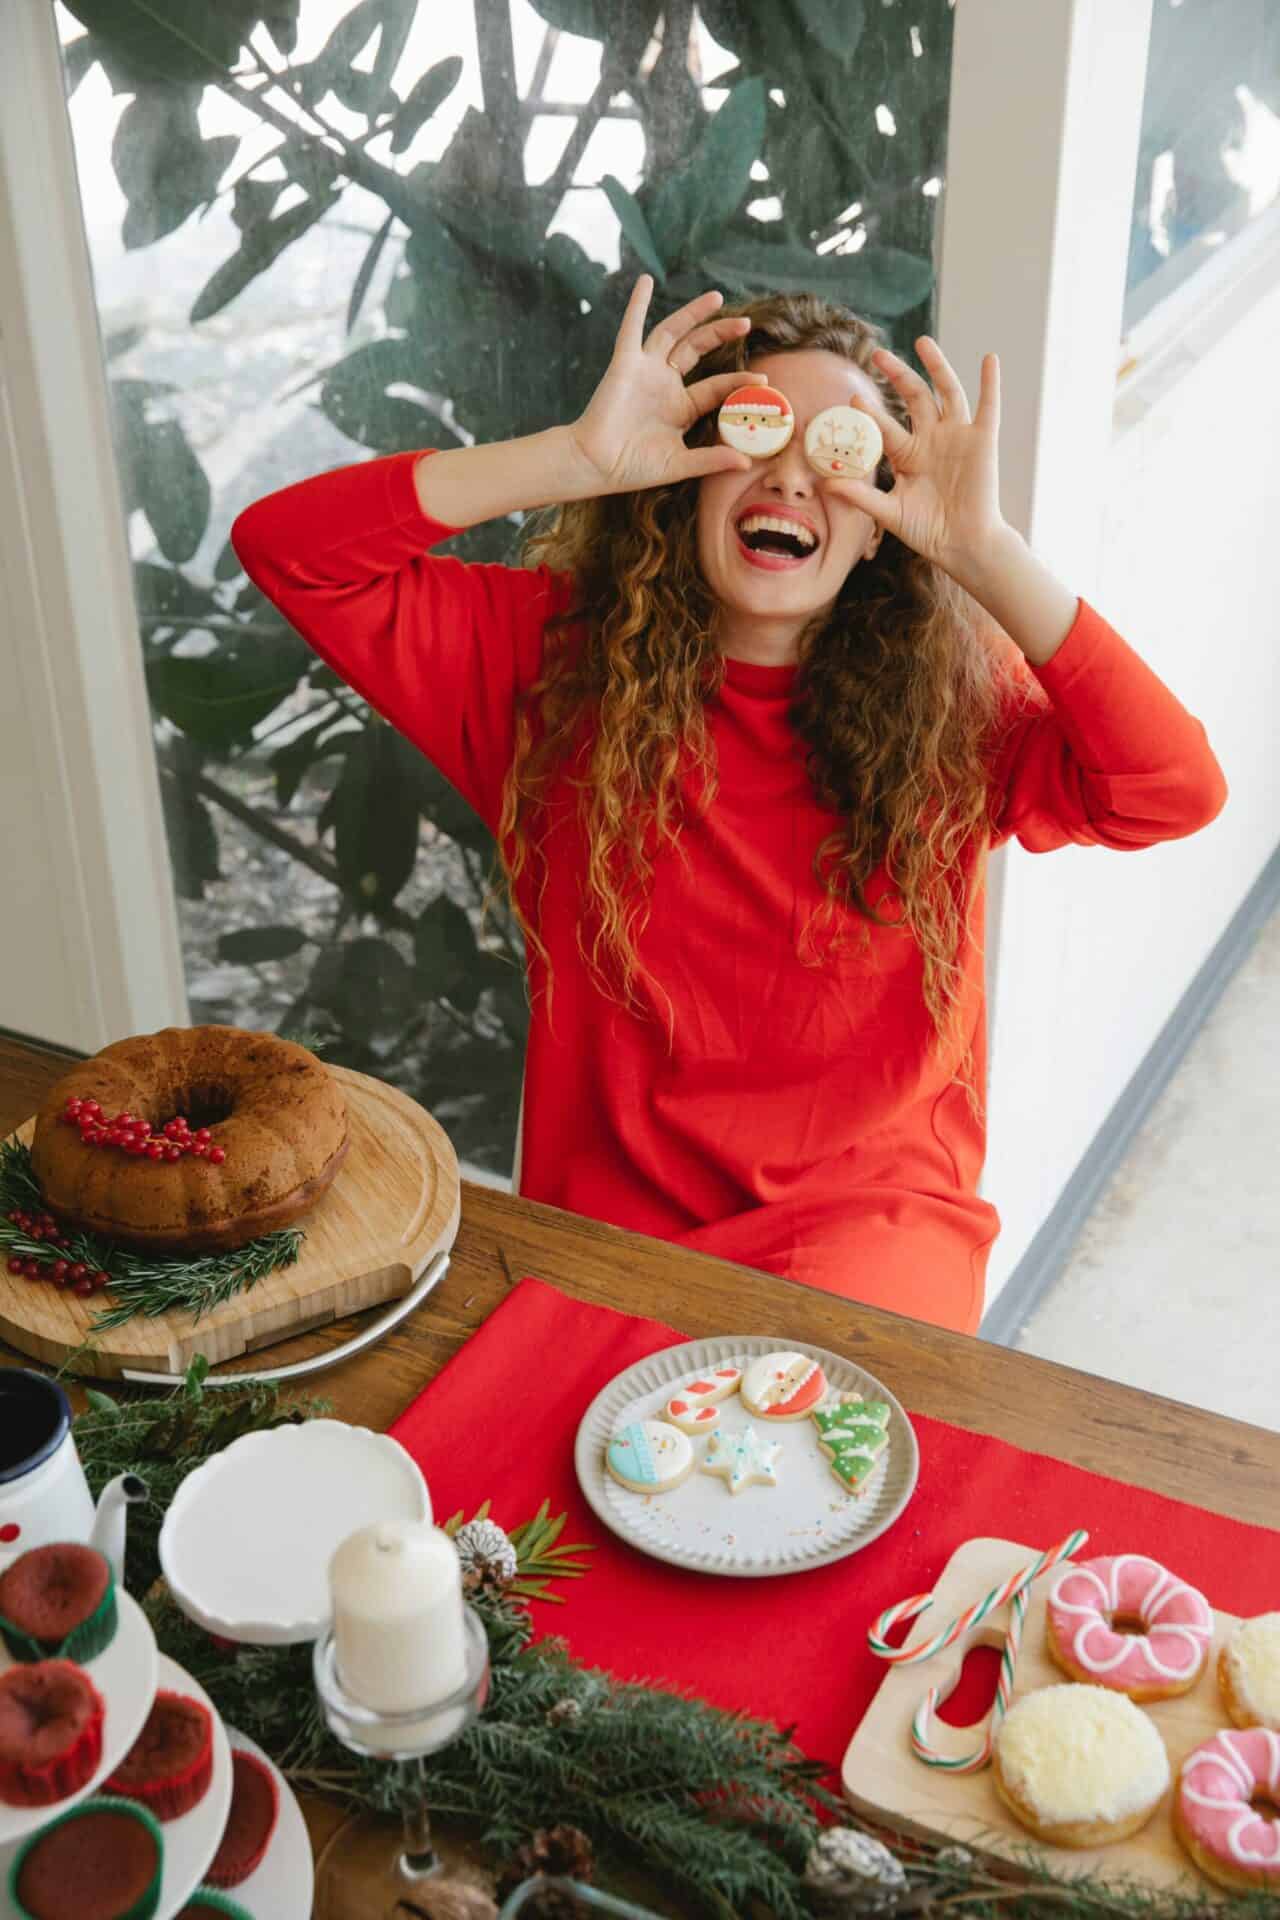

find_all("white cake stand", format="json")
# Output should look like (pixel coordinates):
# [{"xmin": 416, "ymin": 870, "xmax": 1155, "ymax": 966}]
[{"xmin": 0, "ymin": 1589, "xmax": 157, "ymax": 1851}]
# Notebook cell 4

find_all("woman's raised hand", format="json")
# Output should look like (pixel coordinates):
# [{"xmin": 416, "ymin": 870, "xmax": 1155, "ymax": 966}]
[
  {"xmin": 567, "ymin": 276, "xmax": 756, "ymax": 496},
  {"xmin": 832, "ymin": 338, "xmax": 1010, "ymax": 578}
]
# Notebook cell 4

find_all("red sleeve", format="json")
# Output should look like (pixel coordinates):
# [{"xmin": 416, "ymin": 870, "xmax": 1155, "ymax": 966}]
[
  {"xmin": 988, "ymin": 596, "xmax": 1228, "ymax": 851},
  {"xmin": 229, "ymin": 448, "xmax": 578, "ymax": 837}
]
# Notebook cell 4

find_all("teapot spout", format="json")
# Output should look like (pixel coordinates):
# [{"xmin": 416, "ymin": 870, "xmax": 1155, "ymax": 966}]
[{"xmin": 89, "ymin": 1473, "xmax": 148, "ymax": 1584}]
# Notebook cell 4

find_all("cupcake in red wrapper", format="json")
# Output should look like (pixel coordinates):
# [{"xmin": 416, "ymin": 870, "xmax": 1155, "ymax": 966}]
[
  {"xmin": 175, "ymin": 1896, "xmax": 254, "ymax": 1919},
  {"xmin": 0, "ymin": 1543, "xmax": 118, "ymax": 1664},
  {"xmin": 9, "ymin": 1794, "xmax": 163, "ymax": 1920},
  {"xmin": 204, "ymin": 1749, "xmax": 278, "ymax": 1887},
  {"xmin": 0, "ymin": 1660, "xmax": 105, "ymax": 1808},
  {"xmin": 106, "ymin": 1689, "xmax": 214, "ymax": 1822}
]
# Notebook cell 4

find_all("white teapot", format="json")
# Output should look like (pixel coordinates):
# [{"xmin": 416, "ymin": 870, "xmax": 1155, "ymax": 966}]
[{"xmin": 0, "ymin": 1366, "xmax": 146, "ymax": 1579}]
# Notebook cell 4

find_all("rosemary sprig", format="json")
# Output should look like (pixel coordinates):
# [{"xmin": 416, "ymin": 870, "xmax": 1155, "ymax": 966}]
[{"xmin": 0, "ymin": 1138, "xmax": 302, "ymax": 1331}]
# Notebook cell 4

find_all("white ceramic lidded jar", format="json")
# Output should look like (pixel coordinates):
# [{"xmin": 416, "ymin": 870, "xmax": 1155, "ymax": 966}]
[{"xmin": 329, "ymin": 1521, "xmax": 469, "ymax": 1718}]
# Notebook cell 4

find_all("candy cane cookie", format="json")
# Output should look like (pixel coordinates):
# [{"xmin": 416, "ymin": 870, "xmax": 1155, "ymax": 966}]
[
  {"xmin": 1174, "ymin": 1728, "xmax": 1280, "ymax": 1892},
  {"xmin": 1045, "ymin": 1554, "xmax": 1213, "ymax": 1701},
  {"xmin": 661, "ymin": 1395, "xmax": 722, "ymax": 1436}
]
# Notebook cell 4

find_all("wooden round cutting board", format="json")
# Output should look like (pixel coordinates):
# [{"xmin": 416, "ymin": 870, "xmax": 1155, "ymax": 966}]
[{"xmin": 0, "ymin": 1067, "xmax": 460, "ymax": 1380}]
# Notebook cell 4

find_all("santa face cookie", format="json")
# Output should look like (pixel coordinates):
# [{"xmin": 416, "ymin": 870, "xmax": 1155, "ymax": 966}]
[
  {"xmin": 701, "ymin": 1425, "xmax": 781, "ymax": 1495},
  {"xmin": 740, "ymin": 1351, "xmax": 827, "ymax": 1421},
  {"xmin": 811, "ymin": 1396, "xmax": 891, "ymax": 1493},
  {"xmin": 718, "ymin": 384, "xmax": 794, "ymax": 458},
  {"xmin": 606, "ymin": 1420, "xmax": 693, "ymax": 1494},
  {"xmin": 662, "ymin": 1395, "xmax": 722, "ymax": 1436},
  {"xmin": 803, "ymin": 404, "xmax": 882, "ymax": 479}
]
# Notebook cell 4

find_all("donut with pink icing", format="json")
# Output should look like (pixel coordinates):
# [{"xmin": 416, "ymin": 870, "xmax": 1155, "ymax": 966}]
[
  {"xmin": 1045, "ymin": 1553, "xmax": 1213, "ymax": 1701},
  {"xmin": 1174, "ymin": 1727, "xmax": 1280, "ymax": 1893}
]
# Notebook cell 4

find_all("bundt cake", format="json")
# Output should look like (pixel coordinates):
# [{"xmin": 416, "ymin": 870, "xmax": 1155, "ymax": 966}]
[{"xmin": 29, "ymin": 1026, "xmax": 348, "ymax": 1255}]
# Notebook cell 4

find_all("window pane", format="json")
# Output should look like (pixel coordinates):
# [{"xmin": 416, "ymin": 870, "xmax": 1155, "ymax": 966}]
[
  {"xmin": 1125, "ymin": 0, "xmax": 1280, "ymax": 330},
  {"xmin": 54, "ymin": 0, "xmax": 953, "ymax": 1183}
]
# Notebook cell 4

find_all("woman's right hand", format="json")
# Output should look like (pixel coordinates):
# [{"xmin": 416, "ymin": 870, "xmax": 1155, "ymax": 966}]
[{"xmin": 566, "ymin": 276, "xmax": 756, "ymax": 496}]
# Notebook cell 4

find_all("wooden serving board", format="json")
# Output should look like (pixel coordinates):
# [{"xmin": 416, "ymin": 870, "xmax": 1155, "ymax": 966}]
[
  {"xmin": 0, "ymin": 1068, "xmax": 460, "ymax": 1379},
  {"xmin": 843, "ymin": 1536, "xmax": 1247, "ymax": 1893}
]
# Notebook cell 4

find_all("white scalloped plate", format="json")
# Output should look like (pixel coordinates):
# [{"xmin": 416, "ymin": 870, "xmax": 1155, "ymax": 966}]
[
  {"xmin": 0, "ymin": 1588, "xmax": 157, "ymax": 1850},
  {"xmin": 0, "ymin": 1652, "xmax": 231, "ymax": 1919},
  {"xmin": 159, "ymin": 1421, "xmax": 431, "ymax": 1643},
  {"xmin": 574, "ymin": 1336, "xmax": 918, "ymax": 1577},
  {"xmin": 213, "ymin": 1726, "xmax": 313, "ymax": 1920}
]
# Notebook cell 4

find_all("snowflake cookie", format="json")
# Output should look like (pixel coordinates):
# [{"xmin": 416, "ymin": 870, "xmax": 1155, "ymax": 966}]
[{"xmin": 701, "ymin": 1425, "xmax": 781, "ymax": 1495}]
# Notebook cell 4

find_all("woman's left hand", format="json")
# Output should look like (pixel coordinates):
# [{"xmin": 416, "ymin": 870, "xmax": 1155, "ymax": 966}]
[{"xmin": 834, "ymin": 337, "xmax": 1009, "ymax": 578}]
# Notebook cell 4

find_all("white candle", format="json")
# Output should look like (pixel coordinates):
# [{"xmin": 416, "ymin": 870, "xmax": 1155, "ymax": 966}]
[{"xmin": 329, "ymin": 1521, "xmax": 469, "ymax": 1724}]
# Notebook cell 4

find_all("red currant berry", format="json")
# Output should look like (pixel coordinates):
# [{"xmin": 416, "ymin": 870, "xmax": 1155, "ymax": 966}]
[
  {"xmin": 69, "ymin": 1263, "xmax": 87, "ymax": 1282},
  {"xmin": 92, "ymin": 1271, "xmax": 110, "ymax": 1291},
  {"xmin": 50, "ymin": 1260, "xmax": 68, "ymax": 1281},
  {"xmin": 65, "ymin": 1096, "xmax": 82, "ymax": 1115},
  {"xmin": 146, "ymin": 1144, "xmax": 165, "ymax": 1160},
  {"xmin": 82, "ymin": 1100, "xmax": 101, "ymax": 1117},
  {"xmin": 52, "ymin": 1270, "xmax": 70, "ymax": 1290},
  {"xmin": 191, "ymin": 1142, "xmax": 208, "ymax": 1157},
  {"xmin": 194, "ymin": 1128, "xmax": 212, "ymax": 1145},
  {"xmin": 21, "ymin": 1259, "xmax": 40, "ymax": 1279},
  {"xmin": 28, "ymin": 1226, "xmax": 44, "ymax": 1242},
  {"xmin": 73, "ymin": 1277, "xmax": 94, "ymax": 1298},
  {"xmin": 6, "ymin": 1258, "xmax": 22, "ymax": 1276},
  {"xmin": 208, "ymin": 1147, "xmax": 226, "ymax": 1166},
  {"xmin": 164, "ymin": 1145, "xmax": 182, "ymax": 1162}
]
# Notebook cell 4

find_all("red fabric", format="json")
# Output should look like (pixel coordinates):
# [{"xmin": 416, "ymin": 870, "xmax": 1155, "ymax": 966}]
[
  {"xmin": 232, "ymin": 451, "xmax": 1227, "ymax": 1333},
  {"xmin": 389, "ymin": 1279, "xmax": 1280, "ymax": 1770}
]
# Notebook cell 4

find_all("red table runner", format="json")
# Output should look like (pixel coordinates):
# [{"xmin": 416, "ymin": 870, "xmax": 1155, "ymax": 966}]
[{"xmin": 390, "ymin": 1278, "xmax": 1280, "ymax": 1767}]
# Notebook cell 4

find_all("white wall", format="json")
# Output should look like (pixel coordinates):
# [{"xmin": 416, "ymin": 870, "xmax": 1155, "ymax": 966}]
[
  {"xmin": 982, "ymin": 266, "xmax": 1280, "ymax": 1303},
  {"xmin": 0, "ymin": 0, "xmax": 187, "ymax": 1050}
]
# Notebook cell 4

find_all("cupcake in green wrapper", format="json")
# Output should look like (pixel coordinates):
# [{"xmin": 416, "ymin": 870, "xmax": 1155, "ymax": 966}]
[
  {"xmin": 0, "ymin": 1543, "xmax": 118, "ymax": 1664},
  {"xmin": 10, "ymin": 1794, "xmax": 163, "ymax": 1920},
  {"xmin": 175, "ymin": 1895, "xmax": 255, "ymax": 1919}
]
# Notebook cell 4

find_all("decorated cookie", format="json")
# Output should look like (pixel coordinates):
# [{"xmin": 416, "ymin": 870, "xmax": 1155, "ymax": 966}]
[
  {"xmin": 676, "ymin": 1366, "xmax": 741, "ymax": 1407},
  {"xmin": 803, "ymin": 404, "xmax": 883, "ymax": 479},
  {"xmin": 662, "ymin": 1396, "xmax": 722, "ymax": 1436},
  {"xmin": 606, "ymin": 1420, "xmax": 694, "ymax": 1494},
  {"xmin": 701, "ymin": 1425, "xmax": 781, "ymax": 1495},
  {"xmin": 740, "ymin": 1352, "xmax": 827, "ymax": 1421},
  {"xmin": 718, "ymin": 384, "xmax": 795, "ymax": 458},
  {"xmin": 811, "ymin": 1396, "xmax": 891, "ymax": 1492}
]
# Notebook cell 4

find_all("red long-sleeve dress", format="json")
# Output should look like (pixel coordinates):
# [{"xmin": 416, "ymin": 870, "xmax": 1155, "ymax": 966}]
[{"xmin": 231, "ymin": 448, "xmax": 1227, "ymax": 1333}]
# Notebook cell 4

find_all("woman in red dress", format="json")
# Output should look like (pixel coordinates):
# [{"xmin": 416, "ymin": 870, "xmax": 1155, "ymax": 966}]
[{"xmin": 232, "ymin": 278, "xmax": 1225, "ymax": 1333}]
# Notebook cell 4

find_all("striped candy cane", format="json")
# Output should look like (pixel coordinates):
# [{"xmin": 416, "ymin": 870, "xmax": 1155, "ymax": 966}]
[
  {"xmin": 866, "ymin": 1529, "xmax": 1089, "ymax": 1666},
  {"xmin": 909, "ymin": 1581, "xmax": 1030, "ymax": 1772}
]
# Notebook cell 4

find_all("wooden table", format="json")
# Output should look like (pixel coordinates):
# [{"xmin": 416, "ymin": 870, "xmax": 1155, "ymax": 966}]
[{"xmin": 5, "ymin": 1030, "xmax": 1279, "ymax": 1895}]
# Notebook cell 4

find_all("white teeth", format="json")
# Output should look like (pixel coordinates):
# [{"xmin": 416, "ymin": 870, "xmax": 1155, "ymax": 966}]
[{"xmin": 736, "ymin": 513, "xmax": 818, "ymax": 549}]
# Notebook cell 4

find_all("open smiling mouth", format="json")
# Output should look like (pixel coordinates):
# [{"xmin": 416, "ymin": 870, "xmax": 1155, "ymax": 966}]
[{"xmin": 735, "ymin": 512, "xmax": 820, "ymax": 569}]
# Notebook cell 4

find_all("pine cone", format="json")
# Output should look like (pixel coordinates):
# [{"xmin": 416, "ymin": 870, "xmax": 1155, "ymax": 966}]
[
  {"xmin": 489, "ymin": 1883, "xmax": 585, "ymax": 1920},
  {"xmin": 803, "ymin": 1828, "xmax": 908, "ymax": 1916},
  {"xmin": 545, "ymin": 1697, "xmax": 582, "ymax": 1729},
  {"xmin": 495, "ymin": 1826, "xmax": 595, "ymax": 1900},
  {"xmin": 454, "ymin": 1518, "xmax": 518, "ymax": 1596}
]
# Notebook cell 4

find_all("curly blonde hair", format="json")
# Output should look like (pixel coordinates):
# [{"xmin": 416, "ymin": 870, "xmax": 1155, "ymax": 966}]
[{"xmin": 480, "ymin": 292, "xmax": 1023, "ymax": 1111}]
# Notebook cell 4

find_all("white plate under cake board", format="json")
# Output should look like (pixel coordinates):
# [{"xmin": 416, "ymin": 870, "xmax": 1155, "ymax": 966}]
[
  {"xmin": 0, "ymin": 1589, "xmax": 157, "ymax": 1851},
  {"xmin": 841, "ymin": 1536, "xmax": 1250, "ymax": 1894},
  {"xmin": 0, "ymin": 1068, "xmax": 459, "ymax": 1380},
  {"xmin": 575, "ymin": 1336, "xmax": 918, "ymax": 1577},
  {"xmin": 0, "ymin": 1652, "xmax": 232, "ymax": 1920}
]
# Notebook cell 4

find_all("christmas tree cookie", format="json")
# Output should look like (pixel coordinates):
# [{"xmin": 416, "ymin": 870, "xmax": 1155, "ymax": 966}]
[{"xmin": 811, "ymin": 1396, "xmax": 891, "ymax": 1494}]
